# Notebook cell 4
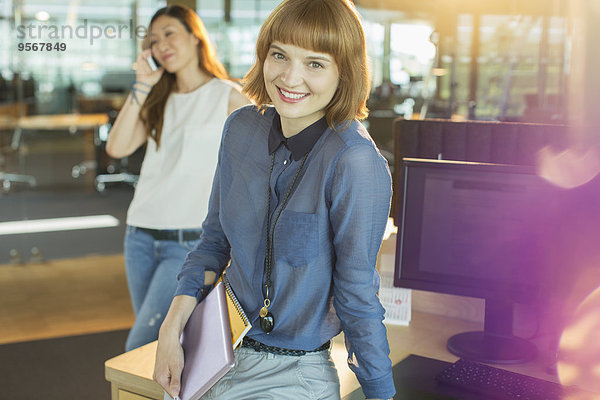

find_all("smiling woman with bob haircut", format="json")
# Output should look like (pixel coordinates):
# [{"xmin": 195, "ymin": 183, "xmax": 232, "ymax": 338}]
[
  {"xmin": 154, "ymin": 1, "xmax": 396, "ymax": 399},
  {"xmin": 243, "ymin": 0, "xmax": 370, "ymax": 127}
]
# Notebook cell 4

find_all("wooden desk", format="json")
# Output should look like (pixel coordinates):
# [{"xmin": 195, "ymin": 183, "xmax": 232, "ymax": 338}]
[
  {"xmin": 12, "ymin": 113, "xmax": 109, "ymax": 150},
  {"xmin": 15, "ymin": 113, "xmax": 109, "ymax": 131},
  {"xmin": 104, "ymin": 310, "xmax": 560, "ymax": 400},
  {"xmin": 9, "ymin": 113, "xmax": 110, "ymax": 186},
  {"xmin": 105, "ymin": 341, "xmax": 163, "ymax": 400},
  {"xmin": 0, "ymin": 115, "xmax": 16, "ymax": 131}
]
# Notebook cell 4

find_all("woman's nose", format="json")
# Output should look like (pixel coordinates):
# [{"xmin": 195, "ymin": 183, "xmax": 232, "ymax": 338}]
[
  {"xmin": 156, "ymin": 38, "xmax": 168, "ymax": 53},
  {"xmin": 280, "ymin": 62, "xmax": 302, "ymax": 87}
]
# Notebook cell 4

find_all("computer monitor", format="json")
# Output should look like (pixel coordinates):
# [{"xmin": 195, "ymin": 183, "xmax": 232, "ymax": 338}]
[{"xmin": 394, "ymin": 158, "xmax": 563, "ymax": 364}]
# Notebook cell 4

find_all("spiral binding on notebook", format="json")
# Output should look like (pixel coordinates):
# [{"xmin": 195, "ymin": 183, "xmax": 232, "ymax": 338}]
[
  {"xmin": 222, "ymin": 274, "xmax": 250, "ymax": 325},
  {"xmin": 220, "ymin": 273, "xmax": 252, "ymax": 349}
]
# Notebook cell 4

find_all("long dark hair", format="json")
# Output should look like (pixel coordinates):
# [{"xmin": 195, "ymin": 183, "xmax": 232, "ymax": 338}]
[{"xmin": 141, "ymin": 5, "xmax": 229, "ymax": 147}]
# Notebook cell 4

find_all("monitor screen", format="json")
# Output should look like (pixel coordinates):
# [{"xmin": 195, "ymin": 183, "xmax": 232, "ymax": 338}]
[{"xmin": 394, "ymin": 158, "xmax": 564, "ymax": 364}]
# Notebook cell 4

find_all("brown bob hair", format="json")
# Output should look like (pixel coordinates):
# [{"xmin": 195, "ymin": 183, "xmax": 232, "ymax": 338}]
[
  {"xmin": 242, "ymin": 0, "xmax": 370, "ymax": 128},
  {"xmin": 141, "ymin": 5, "xmax": 229, "ymax": 146}
]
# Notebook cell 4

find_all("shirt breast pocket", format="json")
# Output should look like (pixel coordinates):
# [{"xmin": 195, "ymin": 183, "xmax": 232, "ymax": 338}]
[{"xmin": 273, "ymin": 210, "xmax": 319, "ymax": 268}]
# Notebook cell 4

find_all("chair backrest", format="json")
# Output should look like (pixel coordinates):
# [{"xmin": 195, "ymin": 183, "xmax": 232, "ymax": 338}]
[{"xmin": 392, "ymin": 118, "xmax": 570, "ymax": 220}]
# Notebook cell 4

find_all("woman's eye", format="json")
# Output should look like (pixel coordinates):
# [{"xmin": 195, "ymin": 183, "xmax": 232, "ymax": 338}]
[
  {"xmin": 272, "ymin": 52, "xmax": 285, "ymax": 60},
  {"xmin": 309, "ymin": 61, "xmax": 324, "ymax": 69}
]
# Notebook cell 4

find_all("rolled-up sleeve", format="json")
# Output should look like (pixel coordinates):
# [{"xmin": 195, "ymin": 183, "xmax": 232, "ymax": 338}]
[{"xmin": 328, "ymin": 143, "xmax": 395, "ymax": 399}]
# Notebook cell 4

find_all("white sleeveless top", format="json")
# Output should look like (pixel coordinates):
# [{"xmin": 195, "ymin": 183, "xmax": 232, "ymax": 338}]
[{"xmin": 126, "ymin": 78, "xmax": 234, "ymax": 229}]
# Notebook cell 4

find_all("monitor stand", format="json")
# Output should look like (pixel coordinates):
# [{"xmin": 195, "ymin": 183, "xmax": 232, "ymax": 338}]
[{"xmin": 446, "ymin": 299, "xmax": 537, "ymax": 364}]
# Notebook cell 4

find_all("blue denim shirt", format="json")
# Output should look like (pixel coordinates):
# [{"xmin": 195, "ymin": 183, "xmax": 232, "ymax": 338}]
[{"xmin": 176, "ymin": 105, "xmax": 395, "ymax": 399}]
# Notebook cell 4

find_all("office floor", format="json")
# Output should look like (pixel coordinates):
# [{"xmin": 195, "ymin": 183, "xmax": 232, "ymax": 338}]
[
  {"xmin": 0, "ymin": 254, "xmax": 134, "ymax": 345},
  {"xmin": 1, "ymin": 123, "xmax": 136, "ymax": 344}
]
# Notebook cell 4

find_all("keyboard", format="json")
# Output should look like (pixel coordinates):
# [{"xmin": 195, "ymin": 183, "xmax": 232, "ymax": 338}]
[{"xmin": 436, "ymin": 358, "xmax": 565, "ymax": 400}]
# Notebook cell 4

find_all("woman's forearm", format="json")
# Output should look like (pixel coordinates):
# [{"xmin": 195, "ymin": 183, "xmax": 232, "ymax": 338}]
[
  {"xmin": 158, "ymin": 295, "xmax": 198, "ymax": 339},
  {"xmin": 105, "ymin": 92, "xmax": 148, "ymax": 159},
  {"xmin": 106, "ymin": 50, "xmax": 161, "ymax": 159}
]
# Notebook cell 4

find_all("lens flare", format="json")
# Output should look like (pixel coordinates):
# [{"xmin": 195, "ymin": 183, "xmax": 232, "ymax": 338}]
[
  {"xmin": 537, "ymin": 146, "xmax": 600, "ymax": 189},
  {"xmin": 557, "ymin": 287, "xmax": 600, "ymax": 396}
]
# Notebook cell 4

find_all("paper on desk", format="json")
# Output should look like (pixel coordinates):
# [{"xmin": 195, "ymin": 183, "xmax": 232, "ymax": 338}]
[{"xmin": 378, "ymin": 253, "xmax": 411, "ymax": 326}]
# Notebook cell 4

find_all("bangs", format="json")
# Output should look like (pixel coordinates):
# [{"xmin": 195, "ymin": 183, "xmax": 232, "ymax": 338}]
[
  {"xmin": 244, "ymin": 0, "xmax": 369, "ymax": 124},
  {"xmin": 263, "ymin": 1, "xmax": 342, "ymax": 57}
]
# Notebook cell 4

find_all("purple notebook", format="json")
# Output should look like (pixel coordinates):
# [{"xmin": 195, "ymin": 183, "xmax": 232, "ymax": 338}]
[{"xmin": 179, "ymin": 281, "xmax": 235, "ymax": 400}]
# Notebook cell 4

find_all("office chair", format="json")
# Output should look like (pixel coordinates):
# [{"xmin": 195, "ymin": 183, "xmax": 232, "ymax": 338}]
[
  {"xmin": 76, "ymin": 96, "xmax": 140, "ymax": 192},
  {"xmin": 391, "ymin": 118, "xmax": 570, "ymax": 221},
  {"xmin": 0, "ymin": 106, "xmax": 37, "ymax": 193},
  {"xmin": 93, "ymin": 117, "xmax": 141, "ymax": 192}
]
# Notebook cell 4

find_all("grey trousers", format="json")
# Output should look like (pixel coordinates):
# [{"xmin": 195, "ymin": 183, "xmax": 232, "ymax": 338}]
[{"xmin": 164, "ymin": 346, "xmax": 341, "ymax": 400}]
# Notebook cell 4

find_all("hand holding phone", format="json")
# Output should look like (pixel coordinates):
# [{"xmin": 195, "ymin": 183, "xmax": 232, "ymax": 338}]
[{"xmin": 146, "ymin": 56, "xmax": 160, "ymax": 71}]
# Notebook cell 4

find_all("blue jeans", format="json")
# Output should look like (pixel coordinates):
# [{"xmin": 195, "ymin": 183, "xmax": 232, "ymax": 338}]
[{"xmin": 124, "ymin": 225, "xmax": 201, "ymax": 351}]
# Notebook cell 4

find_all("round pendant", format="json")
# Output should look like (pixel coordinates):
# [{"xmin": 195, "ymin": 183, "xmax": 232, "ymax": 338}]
[
  {"xmin": 259, "ymin": 306, "xmax": 269, "ymax": 318},
  {"xmin": 260, "ymin": 311, "xmax": 275, "ymax": 334}
]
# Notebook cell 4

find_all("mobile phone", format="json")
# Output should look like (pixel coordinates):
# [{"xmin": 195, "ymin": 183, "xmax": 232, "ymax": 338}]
[{"xmin": 146, "ymin": 55, "xmax": 160, "ymax": 71}]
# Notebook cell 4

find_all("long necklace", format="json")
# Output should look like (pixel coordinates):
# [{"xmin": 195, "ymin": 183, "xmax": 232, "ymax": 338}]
[{"xmin": 260, "ymin": 151, "xmax": 309, "ymax": 334}]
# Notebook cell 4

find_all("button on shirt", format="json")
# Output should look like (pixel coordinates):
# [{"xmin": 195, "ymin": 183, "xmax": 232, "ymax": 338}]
[{"xmin": 175, "ymin": 105, "xmax": 395, "ymax": 399}]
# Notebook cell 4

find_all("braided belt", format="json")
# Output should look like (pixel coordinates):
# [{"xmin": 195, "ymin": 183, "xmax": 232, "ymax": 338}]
[{"xmin": 242, "ymin": 337, "xmax": 330, "ymax": 356}]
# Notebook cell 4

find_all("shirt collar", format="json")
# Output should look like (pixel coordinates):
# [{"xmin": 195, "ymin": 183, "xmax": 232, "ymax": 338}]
[{"xmin": 268, "ymin": 112, "xmax": 328, "ymax": 161}]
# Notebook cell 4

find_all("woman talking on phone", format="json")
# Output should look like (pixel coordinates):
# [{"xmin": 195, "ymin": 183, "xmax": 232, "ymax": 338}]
[
  {"xmin": 154, "ymin": 0, "xmax": 396, "ymax": 399},
  {"xmin": 106, "ymin": 5, "xmax": 249, "ymax": 352}
]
